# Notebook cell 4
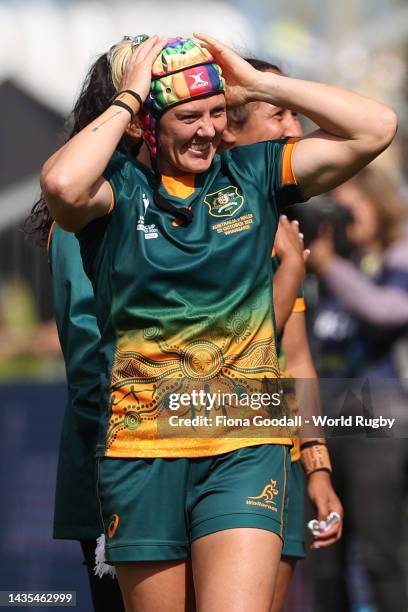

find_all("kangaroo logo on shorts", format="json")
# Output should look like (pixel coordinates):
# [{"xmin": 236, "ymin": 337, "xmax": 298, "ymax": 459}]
[
  {"xmin": 204, "ymin": 187, "xmax": 244, "ymax": 218},
  {"xmin": 246, "ymin": 480, "xmax": 279, "ymax": 512},
  {"xmin": 107, "ymin": 514, "xmax": 120, "ymax": 539}
]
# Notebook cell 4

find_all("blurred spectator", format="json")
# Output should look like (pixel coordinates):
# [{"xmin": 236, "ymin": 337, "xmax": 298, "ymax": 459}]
[{"xmin": 307, "ymin": 165, "xmax": 408, "ymax": 612}]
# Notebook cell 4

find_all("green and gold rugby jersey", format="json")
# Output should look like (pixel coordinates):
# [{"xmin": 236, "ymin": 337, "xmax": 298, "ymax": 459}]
[
  {"xmin": 49, "ymin": 224, "xmax": 102, "ymax": 539},
  {"xmin": 78, "ymin": 139, "xmax": 306, "ymax": 458}
]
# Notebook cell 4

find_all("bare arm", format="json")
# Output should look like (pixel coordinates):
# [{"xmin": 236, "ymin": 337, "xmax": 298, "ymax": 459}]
[
  {"xmin": 41, "ymin": 111, "xmax": 130, "ymax": 232},
  {"xmin": 281, "ymin": 310, "xmax": 316, "ymax": 378},
  {"xmin": 257, "ymin": 73, "xmax": 397, "ymax": 199},
  {"xmin": 321, "ymin": 256, "xmax": 408, "ymax": 326},
  {"xmin": 282, "ymin": 312, "xmax": 343, "ymax": 546},
  {"xmin": 308, "ymin": 236, "xmax": 408, "ymax": 326},
  {"xmin": 273, "ymin": 260, "xmax": 304, "ymax": 334},
  {"xmin": 281, "ymin": 313, "xmax": 320, "ymax": 440},
  {"xmin": 41, "ymin": 36, "xmax": 167, "ymax": 232},
  {"xmin": 195, "ymin": 34, "xmax": 398, "ymax": 199},
  {"xmin": 272, "ymin": 216, "xmax": 308, "ymax": 333}
]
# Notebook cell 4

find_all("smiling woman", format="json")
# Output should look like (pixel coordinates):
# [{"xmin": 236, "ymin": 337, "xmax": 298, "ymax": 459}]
[
  {"xmin": 158, "ymin": 95, "xmax": 227, "ymax": 175},
  {"xmin": 38, "ymin": 33, "xmax": 396, "ymax": 612}
]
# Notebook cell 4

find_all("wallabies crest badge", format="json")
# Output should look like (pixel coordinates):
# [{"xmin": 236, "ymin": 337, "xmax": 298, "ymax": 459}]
[{"xmin": 204, "ymin": 187, "xmax": 244, "ymax": 218}]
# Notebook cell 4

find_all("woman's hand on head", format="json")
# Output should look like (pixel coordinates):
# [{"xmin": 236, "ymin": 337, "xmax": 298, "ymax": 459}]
[
  {"xmin": 120, "ymin": 36, "xmax": 168, "ymax": 104},
  {"xmin": 193, "ymin": 33, "xmax": 262, "ymax": 106}
]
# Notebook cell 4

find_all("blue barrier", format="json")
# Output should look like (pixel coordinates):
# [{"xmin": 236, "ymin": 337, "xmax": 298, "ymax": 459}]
[{"xmin": 0, "ymin": 384, "xmax": 92, "ymax": 611}]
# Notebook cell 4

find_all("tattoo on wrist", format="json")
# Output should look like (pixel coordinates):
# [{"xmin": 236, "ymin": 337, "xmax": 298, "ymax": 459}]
[{"xmin": 91, "ymin": 111, "xmax": 123, "ymax": 132}]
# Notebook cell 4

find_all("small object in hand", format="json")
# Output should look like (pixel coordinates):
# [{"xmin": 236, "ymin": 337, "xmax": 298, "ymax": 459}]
[
  {"xmin": 307, "ymin": 519, "xmax": 321, "ymax": 536},
  {"xmin": 307, "ymin": 512, "xmax": 341, "ymax": 536},
  {"xmin": 325, "ymin": 511, "xmax": 341, "ymax": 530}
]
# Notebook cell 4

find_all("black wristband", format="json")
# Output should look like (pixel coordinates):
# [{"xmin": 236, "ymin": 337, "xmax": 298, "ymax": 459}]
[
  {"xmin": 111, "ymin": 99, "xmax": 134, "ymax": 119},
  {"xmin": 300, "ymin": 440, "xmax": 326, "ymax": 451},
  {"xmin": 118, "ymin": 90, "xmax": 143, "ymax": 109}
]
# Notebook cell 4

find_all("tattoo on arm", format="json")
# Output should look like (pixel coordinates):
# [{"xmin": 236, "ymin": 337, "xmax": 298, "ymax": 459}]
[{"xmin": 91, "ymin": 111, "xmax": 123, "ymax": 132}]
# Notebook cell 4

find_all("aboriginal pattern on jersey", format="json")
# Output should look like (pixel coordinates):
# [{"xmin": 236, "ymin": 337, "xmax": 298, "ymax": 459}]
[{"xmin": 106, "ymin": 297, "xmax": 281, "ymax": 452}]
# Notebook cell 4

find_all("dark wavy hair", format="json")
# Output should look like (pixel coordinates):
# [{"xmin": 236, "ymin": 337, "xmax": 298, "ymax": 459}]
[
  {"xmin": 226, "ymin": 58, "xmax": 282, "ymax": 130},
  {"xmin": 25, "ymin": 52, "xmax": 127, "ymax": 247}
]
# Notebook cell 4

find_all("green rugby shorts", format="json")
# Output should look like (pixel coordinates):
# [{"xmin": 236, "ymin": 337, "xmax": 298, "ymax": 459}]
[{"xmin": 97, "ymin": 444, "xmax": 291, "ymax": 562}]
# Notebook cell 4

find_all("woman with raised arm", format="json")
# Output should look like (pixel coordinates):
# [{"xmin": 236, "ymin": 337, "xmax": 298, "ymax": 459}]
[
  {"xmin": 26, "ymin": 44, "xmax": 137, "ymax": 612},
  {"xmin": 41, "ymin": 34, "xmax": 396, "ymax": 612},
  {"xmin": 221, "ymin": 57, "xmax": 343, "ymax": 612}
]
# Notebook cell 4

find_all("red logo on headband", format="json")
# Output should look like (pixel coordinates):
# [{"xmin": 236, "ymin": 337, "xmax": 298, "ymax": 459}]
[
  {"xmin": 188, "ymin": 71, "xmax": 209, "ymax": 90},
  {"xmin": 182, "ymin": 66, "xmax": 214, "ymax": 96}
]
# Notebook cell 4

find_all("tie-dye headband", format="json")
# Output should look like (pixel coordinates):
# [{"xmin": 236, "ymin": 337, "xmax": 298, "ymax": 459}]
[{"xmin": 139, "ymin": 37, "xmax": 225, "ymax": 159}]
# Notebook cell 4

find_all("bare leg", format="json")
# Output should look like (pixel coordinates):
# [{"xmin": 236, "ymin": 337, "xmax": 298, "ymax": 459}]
[
  {"xmin": 115, "ymin": 560, "xmax": 195, "ymax": 612},
  {"xmin": 270, "ymin": 558, "xmax": 297, "ymax": 612},
  {"xmin": 192, "ymin": 528, "xmax": 282, "ymax": 612}
]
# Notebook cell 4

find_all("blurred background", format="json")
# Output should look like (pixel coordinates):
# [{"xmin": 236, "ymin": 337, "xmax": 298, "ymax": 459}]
[{"xmin": 0, "ymin": 1, "xmax": 407, "ymax": 610}]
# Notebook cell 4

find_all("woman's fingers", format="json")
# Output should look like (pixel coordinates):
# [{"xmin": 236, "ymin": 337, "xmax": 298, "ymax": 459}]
[
  {"xmin": 130, "ymin": 35, "xmax": 166, "ymax": 65},
  {"xmin": 193, "ymin": 32, "xmax": 258, "ymax": 106},
  {"xmin": 146, "ymin": 37, "xmax": 168, "ymax": 63},
  {"xmin": 310, "ymin": 523, "xmax": 343, "ymax": 549},
  {"xmin": 193, "ymin": 32, "xmax": 226, "ymax": 53},
  {"xmin": 130, "ymin": 36, "xmax": 167, "ymax": 66},
  {"xmin": 120, "ymin": 36, "xmax": 168, "ymax": 99},
  {"xmin": 314, "ymin": 524, "xmax": 342, "ymax": 540},
  {"xmin": 132, "ymin": 35, "xmax": 160, "ymax": 60},
  {"xmin": 193, "ymin": 32, "xmax": 239, "ymax": 65},
  {"xmin": 311, "ymin": 535, "xmax": 340, "ymax": 549},
  {"xmin": 123, "ymin": 36, "xmax": 157, "ymax": 74}
]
